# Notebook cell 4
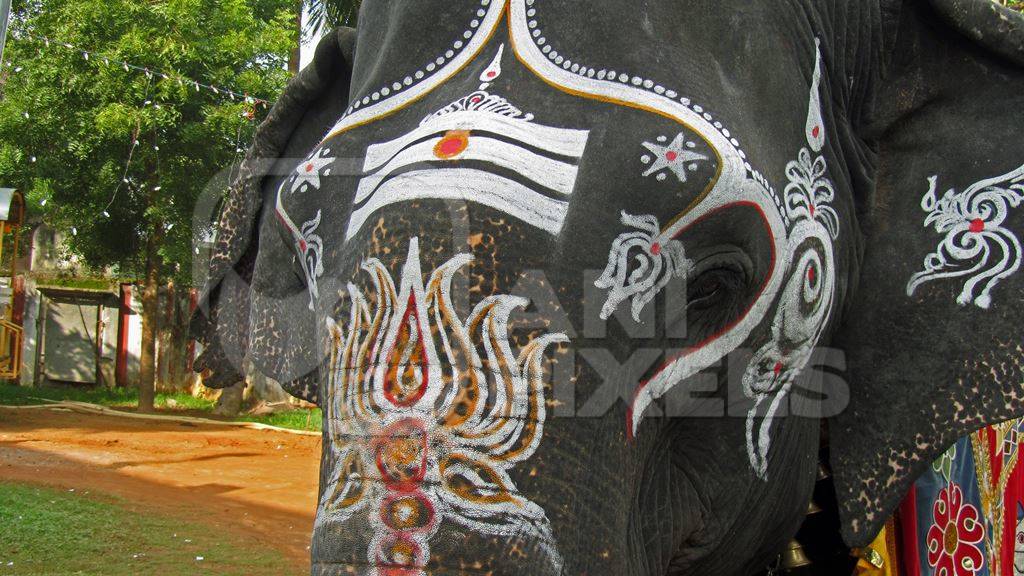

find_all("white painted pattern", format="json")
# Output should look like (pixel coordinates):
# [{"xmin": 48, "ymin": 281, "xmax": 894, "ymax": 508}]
[
  {"xmin": 640, "ymin": 133, "xmax": 710, "ymax": 183},
  {"xmin": 319, "ymin": 238, "xmax": 566, "ymax": 574},
  {"xmin": 423, "ymin": 89, "xmax": 535, "ymax": 125},
  {"xmin": 512, "ymin": 0, "xmax": 790, "ymax": 438},
  {"xmin": 805, "ymin": 39, "xmax": 826, "ymax": 153},
  {"xmin": 347, "ymin": 168, "xmax": 571, "ymax": 239},
  {"xmin": 356, "ymin": 133, "xmax": 581, "ymax": 203},
  {"xmin": 595, "ymin": 212, "xmax": 691, "ymax": 322},
  {"xmin": 347, "ymin": 46, "xmax": 591, "ymax": 240},
  {"xmin": 290, "ymin": 148, "xmax": 336, "ymax": 194},
  {"xmin": 274, "ymin": 183, "xmax": 325, "ymax": 310},
  {"xmin": 742, "ymin": 40, "xmax": 838, "ymax": 479},
  {"xmin": 478, "ymin": 42, "xmax": 505, "ymax": 90},
  {"xmin": 364, "ymin": 110, "xmax": 589, "ymax": 173},
  {"xmin": 907, "ymin": 164, "xmax": 1024, "ymax": 309}
]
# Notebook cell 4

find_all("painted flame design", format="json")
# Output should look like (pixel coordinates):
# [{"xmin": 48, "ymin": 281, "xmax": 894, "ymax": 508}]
[{"xmin": 319, "ymin": 238, "xmax": 566, "ymax": 575}]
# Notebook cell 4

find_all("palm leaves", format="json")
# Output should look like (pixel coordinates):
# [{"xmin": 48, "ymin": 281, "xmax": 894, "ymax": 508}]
[{"xmin": 306, "ymin": 0, "xmax": 360, "ymax": 35}]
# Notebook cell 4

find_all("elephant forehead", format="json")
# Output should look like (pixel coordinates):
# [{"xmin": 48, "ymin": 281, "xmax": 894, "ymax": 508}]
[{"xmin": 279, "ymin": 6, "xmax": 782, "ymax": 255}]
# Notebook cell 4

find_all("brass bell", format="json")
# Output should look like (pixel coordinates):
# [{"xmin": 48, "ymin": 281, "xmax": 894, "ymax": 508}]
[
  {"xmin": 781, "ymin": 539, "xmax": 812, "ymax": 569},
  {"xmin": 806, "ymin": 498, "xmax": 823, "ymax": 515}
]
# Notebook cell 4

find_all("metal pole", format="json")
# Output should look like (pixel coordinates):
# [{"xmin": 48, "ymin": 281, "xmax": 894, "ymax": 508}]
[{"xmin": 0, "ymin": 0, "xmax": 11, "ymax": 69}]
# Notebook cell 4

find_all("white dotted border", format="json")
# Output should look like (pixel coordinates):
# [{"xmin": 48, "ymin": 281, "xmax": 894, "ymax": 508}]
[{"xmin": 341, "ymin": 0, "xmax": 494, "ymax": 117}]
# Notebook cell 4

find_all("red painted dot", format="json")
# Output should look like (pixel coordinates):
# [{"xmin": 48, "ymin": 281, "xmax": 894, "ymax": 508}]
[
  {"xmin": 773, "ymin": 361, "xmax": 784, "ymax": 376},
  {"xmin": 486, "ymin": 71, "xmax": 497, "ymax": 78},
  {"xmin": 305, "ymin": 163, "xmax": 314, "ymax": 173},
  {"xmin": 438, "ymin": 139, "xmax": 462, "ymax": 156},
  {"xmin": 970, "ymin": 218, "xmax": 985, "ymax": 233},
  {"xmin": 811, "ymin": 126, "xmax": 821, "ymax": 139},
  {"xmin": 650, "ymin": 243, "xmax": 661, "ymax": 255},
  {"xmin": 808, "ymin": 266, "xmax": 816, "ymax": 283},
  {"xmin": 470, "ymin": 96, "xmax": 482, "ymax": 104},
  {"xmin": 665, "ymin": 151, "xmax": 678, "ymax": 162},
  {"xmin": 433, "ymin": 131, "xmax": 470, "ymax": 159},
  {"xmin": 809, "ymin": 204, "xmax": 816, "ymax": 217},
  {"xmin": 299, "ymin": 240, "xmax": 307, "ymax": 251}
]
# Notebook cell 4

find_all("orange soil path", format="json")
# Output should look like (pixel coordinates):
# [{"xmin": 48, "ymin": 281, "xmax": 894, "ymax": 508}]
[{"xmin": 0, "ymin": 407, "xmax": 321, "ymax": 569}]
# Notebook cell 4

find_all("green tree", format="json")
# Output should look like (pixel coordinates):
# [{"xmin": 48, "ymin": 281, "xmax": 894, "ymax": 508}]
[{"xmin": 0, "ymin": 0, "xmax": 293, "ymax": 410}]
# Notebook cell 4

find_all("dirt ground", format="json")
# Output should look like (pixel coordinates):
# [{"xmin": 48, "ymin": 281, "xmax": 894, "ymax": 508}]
[{"xmin": 0, "ymin": 406, "xmax": 321, "ymax": 570}]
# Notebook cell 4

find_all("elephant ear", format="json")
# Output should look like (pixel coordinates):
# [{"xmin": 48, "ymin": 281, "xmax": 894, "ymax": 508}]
[
  {"xmin": 190, "ymin": 27, "xmax": 356, "ymax": 404},
  {"xmin": 829, "ymin": 0, "xmax": 1024, "ymax": 547}
]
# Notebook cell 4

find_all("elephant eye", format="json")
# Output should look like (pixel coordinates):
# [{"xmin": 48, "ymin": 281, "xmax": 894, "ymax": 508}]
[{"xmin": 687, "ymin": 267, "xmax": 739, "ymax": 311}]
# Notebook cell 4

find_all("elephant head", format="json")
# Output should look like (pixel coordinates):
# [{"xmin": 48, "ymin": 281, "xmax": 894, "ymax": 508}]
[{"xmin": 191, "ymin": 0, "xmax": 1024, "ymax": 573}]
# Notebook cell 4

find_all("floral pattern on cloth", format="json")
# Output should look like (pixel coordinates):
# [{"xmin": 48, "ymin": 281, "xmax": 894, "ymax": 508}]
[
  {"xmin": 925, "ymin": 483, "xmax": 985, "ymax": 575},
  {"xmin": 901, "ymin": 417, "xmax": 1024, "ymax": 576}
]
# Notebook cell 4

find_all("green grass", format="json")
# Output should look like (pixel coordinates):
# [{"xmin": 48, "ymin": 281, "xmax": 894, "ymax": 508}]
[
  {"xmin": 0, "ymin": 383, "xmax": 213, "ymax": 411},
  {"xmin": 0, "ymin": 482, "xmax": 305, "ymax": 576},
  {"xmin": 0, "ymin": 383, "xmax": 321, "ymax": 432},
  {"xmin": 235, "ymin": 408, "xmax": 322, "ymax": 432}
]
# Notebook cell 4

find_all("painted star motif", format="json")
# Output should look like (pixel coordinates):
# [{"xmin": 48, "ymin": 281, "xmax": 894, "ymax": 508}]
[
  {"xmin": 640, "ymin": 133, "xmax": 708, "ymax": 183},
  {"xmin": 290, "ymin": 149, "xmax": 335, "ymax": 193}
]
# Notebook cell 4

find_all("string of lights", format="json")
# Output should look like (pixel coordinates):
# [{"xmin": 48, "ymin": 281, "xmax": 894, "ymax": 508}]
[
  {"xmin": 5, "ymin": 34, "xmax": 263, "ymax": 221},
  {"xmin": 5, "ymin": 31, "xmax": 274, "ymax": 108}
]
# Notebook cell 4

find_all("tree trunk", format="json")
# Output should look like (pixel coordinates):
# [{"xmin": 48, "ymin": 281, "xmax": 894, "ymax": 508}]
[
  {"xmin": 288, "ymin": 2, "xmax": 302, "ymax": 74},
  {"xmin": 137, "ymin": 222, "xmax": 163, "ymax": 413},
  {"xmin": 157, "ymin": 281, "xmax": 172, "ymax": 391}
]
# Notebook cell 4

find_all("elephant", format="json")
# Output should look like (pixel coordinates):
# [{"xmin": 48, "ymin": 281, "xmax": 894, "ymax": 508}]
[{"xmin": 190, "ymin": 0, "xmax": 1024, "ymax": 574}]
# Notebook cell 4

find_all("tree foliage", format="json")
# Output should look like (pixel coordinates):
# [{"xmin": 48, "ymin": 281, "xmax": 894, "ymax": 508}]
[{"xmin": 0, "ymin": 0, "xmax": 295, "ymax": 284}]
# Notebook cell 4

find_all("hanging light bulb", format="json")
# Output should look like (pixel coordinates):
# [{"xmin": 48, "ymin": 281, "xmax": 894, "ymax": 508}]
[{"xmin": 103, "ymin": 211, "xmax": 110, "ymax": 218}]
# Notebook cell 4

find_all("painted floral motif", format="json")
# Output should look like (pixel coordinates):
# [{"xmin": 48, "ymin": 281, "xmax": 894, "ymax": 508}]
[
  {"xmin": 272, "ymin": 202, "xmax": 325, "ymax": 310},
  {"xmin": 320, "ymin": 238, "xmax": 566, "ymax": 575},
  {"xmin": 422, "ymin": 90, "xmax": 535, "ymax": 124},
  {"xmin": 907, "ymin": 165, "xmax": 1024, "ymax": 309},
  {"xmin": 298, "ymin": 211, "xmax": 324, "ymax": 304},
  {"xmin": 640, "ymin": 133, "xmax": 709, "ymax": 183},
  {"xmin": 783, "ymin": 148, "xmax": 839, "ymax": 239},
  {"xmin": 926, "ymin": 482, "xmax": 985, "ymax": 576},
  {"xmin": 423, "ymin": 46, "xmax": 533, "ymax": 125},
  {"xmin": 595, "ymin": 212, "xmax": 691, "ymax": 322},
  {"xmin": 289, "ymin": 147, "xmax": 335, "ymax": 194}
]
